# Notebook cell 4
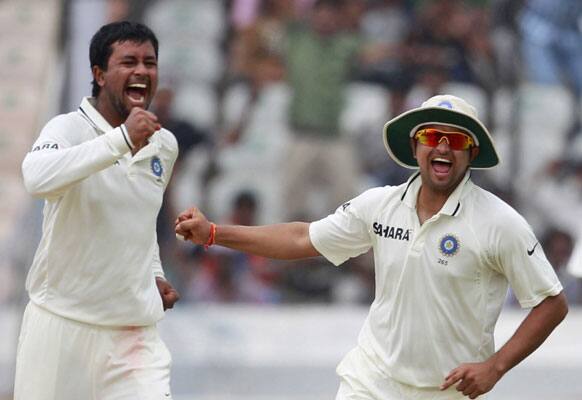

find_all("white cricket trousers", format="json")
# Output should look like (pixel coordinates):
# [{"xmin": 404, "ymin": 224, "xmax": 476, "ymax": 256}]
[
  {"xmin": 14, "ymin": 302, "xmax": 172, "ymax": 400},
  {"xmin": 335, "ymin": 348, "xmax": 485, "ymax": 400}
]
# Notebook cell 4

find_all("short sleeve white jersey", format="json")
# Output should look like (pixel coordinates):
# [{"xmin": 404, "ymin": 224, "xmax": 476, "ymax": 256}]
[
  {"xmin": 22, "ymin": 97, "xmax": 178, "ymax": 327},
  {"xmin": 310, "ymin": 171, "xmax": 562, "ymax": 387}
]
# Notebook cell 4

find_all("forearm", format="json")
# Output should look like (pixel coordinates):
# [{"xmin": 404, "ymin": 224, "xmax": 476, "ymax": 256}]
[
  {"xmin": 490, "ymin": 292, "xmax": 568, "ymax": 376},
  {"xmin": 22, "ymin": 128, "xmax": 129, "ymax": 198},
  {"xmin": 215, "ymin": 222, "xmax": 320, "ymax": 260}
]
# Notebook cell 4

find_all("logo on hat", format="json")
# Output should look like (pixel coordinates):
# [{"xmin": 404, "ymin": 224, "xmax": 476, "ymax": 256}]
[
  {"xmin": 439, "ymin": 234, "xmax": 460, "ymax": 257},
  {"xmin": 437, "ymin": 100, "xmax": 453, "ymax": 109},
  {"xmin": 151, "ymin": 156, "xmax": 163, "ymax": 177}
]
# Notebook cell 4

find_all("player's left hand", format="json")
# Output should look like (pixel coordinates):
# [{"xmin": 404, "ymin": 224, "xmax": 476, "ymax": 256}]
[
  {"xmin": 440, "ymin": 359, "xmax": 503, "ymax": 399},
  {"xmin": 156, "ymin": 277, "xmax": 180, "ymax": 310}
]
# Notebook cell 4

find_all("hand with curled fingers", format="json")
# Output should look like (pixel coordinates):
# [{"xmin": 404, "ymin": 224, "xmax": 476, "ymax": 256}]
[
  {"xmin": 124, "ymin": 107, "xmax": 161, "ymax": 151},
  {"xmin": 440, "ymin": 359, "xmax": 503, "ymax": 399},
  {"xmin": 155, "ymin": 277, "xmax": 180, "ymax": 310},
  {"xmin": 174, "ymin": 207, "xmax": 212, "ymax": 245}
]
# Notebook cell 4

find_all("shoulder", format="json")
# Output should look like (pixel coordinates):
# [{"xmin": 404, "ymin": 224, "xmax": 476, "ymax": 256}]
[
  {"xmin": 156, "ymin": 128, "xmax": 179, "ymax": 153},
  {"xmin": 37, "ymin": 111, "xmax": 87, "ymax": 143},
  {"xmin": 43, "ymin": 111, "xmax": 81, "ymax": 130},
  {"xmin": 472, "ymin": 186, "xmax": 524, "ymax": 221},
  {"xmin": 467, "ymin": 185, "xmax": 532, "ymax": 238},
  {"xmin": 349, "ymin": 184, "xmax": 401, "ymax": 204},
  {"xmin": 343, "ymin": 184, "xmax": 404, "ymax": 219}
]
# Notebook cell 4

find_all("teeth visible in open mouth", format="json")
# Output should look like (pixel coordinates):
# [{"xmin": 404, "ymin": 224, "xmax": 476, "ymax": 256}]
[
  {"xmin": 127, "ymin": 83, "xmax": 147, "ymax": 103},
  {"xmin": 433, "ymin": 158, "xmax": 452, "ymax": 164}
]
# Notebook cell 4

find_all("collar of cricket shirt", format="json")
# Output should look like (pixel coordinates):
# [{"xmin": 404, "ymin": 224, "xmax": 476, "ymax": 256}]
[
  {"xmin": 401, "ymin": 169, "xmax": 472, "ymax": 217},
  {"xmin": 78, "ymin": 97, "xmax": 114, "ymax": 134}
]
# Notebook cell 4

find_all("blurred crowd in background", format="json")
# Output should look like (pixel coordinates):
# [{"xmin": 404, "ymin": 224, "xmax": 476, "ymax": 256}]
[{"xmin": 6, "ymin": 0, "xmax": 582, "ymax": 306}]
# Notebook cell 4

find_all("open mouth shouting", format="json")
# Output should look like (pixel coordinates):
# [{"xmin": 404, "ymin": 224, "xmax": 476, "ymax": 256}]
[
  {"xmin": 126, "ymin": 82, "xmax": 149, "ymax": 107},
  {"xmin": 431, "ymin": 157, "xmax": 452, "ymax": 177}
]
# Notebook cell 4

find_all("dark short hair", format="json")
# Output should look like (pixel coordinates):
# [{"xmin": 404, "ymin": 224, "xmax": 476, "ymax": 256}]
[{"xmin": 89, "ymin": 21, "xmax": 159, "ymax": 97}]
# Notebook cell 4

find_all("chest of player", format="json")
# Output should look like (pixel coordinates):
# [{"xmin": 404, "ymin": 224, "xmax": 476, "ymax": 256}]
[
  {"xmin": 371, "ymin": 209, "xmax": 484, "ymax": 288},
  {"xmin": 81, "ymin": 143, "xmax": 168, "ymax": 213}
]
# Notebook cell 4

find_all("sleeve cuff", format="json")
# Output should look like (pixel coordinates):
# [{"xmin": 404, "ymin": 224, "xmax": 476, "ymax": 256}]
[
  {"xmin": 309, "ymin": 222, "xmax": 347, "ymax": 266},
  {"xmin": 102, "ymin": 126, "xmax": 133, "ymax": 156},
  {"xmin": 120, "ymin": 124, "xmax": 134, "ymax": 150}
]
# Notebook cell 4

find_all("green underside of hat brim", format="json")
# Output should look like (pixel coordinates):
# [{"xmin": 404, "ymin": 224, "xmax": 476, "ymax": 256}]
[{"xmin": 384, "ymin": 108, "xmax": 499, "ymax": 169}]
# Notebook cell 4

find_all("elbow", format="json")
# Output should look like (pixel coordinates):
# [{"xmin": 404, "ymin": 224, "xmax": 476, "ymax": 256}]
[
  {"xmin": 535, "ymin": 292, "xmax": 568, "ymax": 326},
  {"xmin": 22, "ymin": 161, "xmax": 77, "ymax": 199},
  {"xmin": 22, "ymin": 171, "xmax": 43, "ymax": 197},
  {"xmin": 23, "ymin": 179, "xmax": 43, "ymax": 197},
  {"xmin": 552, "ymin": 292, "xmax": 569, "ymax": 324},
  {"xmin": 22, "ymin": 156, "xmax": 39, "ymax": 195},
  {"xmin": 22, "ymin": 169, "xmax": 49, "ymax": 197},
  {"xmin": 22, "ymin": 159, "xmax": 53, "ymax": 198}
]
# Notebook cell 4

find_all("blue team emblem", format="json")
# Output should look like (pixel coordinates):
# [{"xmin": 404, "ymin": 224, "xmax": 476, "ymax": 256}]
[
  {"xmin": 439, "ymin": 234, "xmax": 460, "ymax": 257},
  {"xmin": 438, "ymin": 100, "xmax": 453, "ymax": 109},
  {"xmin": 151, "ymin": 156, "xmax": 163, "ymax": 177}
]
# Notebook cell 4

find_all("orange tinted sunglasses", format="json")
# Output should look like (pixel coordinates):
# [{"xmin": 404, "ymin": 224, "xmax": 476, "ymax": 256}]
[{"xmin": 414, "ymin": 128, "xmax": 475, "ymax": 150}]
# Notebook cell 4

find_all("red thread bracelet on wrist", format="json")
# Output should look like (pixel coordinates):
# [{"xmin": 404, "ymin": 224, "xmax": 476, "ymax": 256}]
[{"xmin": 204, "ymin": 223, "xmax": 216, "ymax": 250}]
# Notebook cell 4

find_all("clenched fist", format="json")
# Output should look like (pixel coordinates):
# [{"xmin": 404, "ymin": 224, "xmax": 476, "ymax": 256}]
[
  {"xmin": 156, "ymin": 277, "xmax": 180, "ymax": 311},
  {"xmin": 124, "ymin": 107, "xmax": 161, "ymax": 151},
  {"xmin": 175, "ymin": 207, "xmax": 213, "ymax": 245}
]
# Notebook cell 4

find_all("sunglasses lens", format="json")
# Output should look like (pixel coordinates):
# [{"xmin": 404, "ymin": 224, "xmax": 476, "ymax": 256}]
[
  {"xmin": 417, "ymin": 131, "xmax": 438, "ymax": 146},
  {"xmin": 415, "ymin": 129, "xmax": 472, "ymax": 150},
  {"xmin": 447, "ymin": 135, "xmax": 470, "ymax": 150}
]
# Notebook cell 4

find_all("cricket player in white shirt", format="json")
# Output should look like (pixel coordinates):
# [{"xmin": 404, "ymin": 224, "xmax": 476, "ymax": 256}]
[
  {"xmin": 16, "ymin": 21, "xmax": 179, "ymax": 399},
  {"xmin": 175, "ymin": 94, "xmax": 568, "ymax": 399}
]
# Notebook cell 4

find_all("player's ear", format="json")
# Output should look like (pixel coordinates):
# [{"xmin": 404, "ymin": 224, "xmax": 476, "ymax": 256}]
[
  {"xmin": 410, "ymin": 138, "xmax": 417, "ymax": 159},
  {"xmin": 469, "ymin": 146, "xmax": 479, "ymax": 162},
  {"xmin": 92, "ymin": 66, "xmax": 106, "ymax": 89}
]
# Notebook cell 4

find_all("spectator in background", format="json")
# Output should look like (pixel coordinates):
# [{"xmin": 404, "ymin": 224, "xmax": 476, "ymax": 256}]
[
  {"xmin": 209, "ymin": 0, "xmax": 293, "ymax": 226},
  {"xmin": 283, "ymin": 0, "xmax": 363, "ymax": 220},
  {"xmin": 519, "ymin": 0, "xmax": 582, "ymax": 155},
  {"xmin": 228, "ymin": 0, "xmax": 291, "ymax": 85},
  {"xmin": 356, "ymin": 0, "xmax": 415, "ymax": 117},
  {"xmin": 405, "ymin": 0, "xmax": 498, "ymax": 125},
  {"xmin": 339, "ymin": 0, "xmax": 367, "ymax": 32},
  {"xmin": 407, "ymin": 0, "xmax": 474, "ymax": 84},
  {"xmin": 529, "ymin": 158, "xmax": 582, "ymax": 244},
  {"xmin": 489, "ymin": 0, "xmax": 524, "ymax": 89}
]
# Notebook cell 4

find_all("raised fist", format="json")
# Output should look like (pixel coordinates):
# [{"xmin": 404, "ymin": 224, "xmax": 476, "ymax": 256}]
[
  {"xmin": 124, "ymin": 107, "xmax": 161, "ymax": 150},
  {"xmin": 175, "ymin": 207, "xmax": 212, "ymax": 245}
]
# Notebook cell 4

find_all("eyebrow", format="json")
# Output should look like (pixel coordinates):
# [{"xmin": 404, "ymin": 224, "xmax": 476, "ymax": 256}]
[{"xmin": 118, "ymin": 55, "xmax": 157, "ymax": 62}]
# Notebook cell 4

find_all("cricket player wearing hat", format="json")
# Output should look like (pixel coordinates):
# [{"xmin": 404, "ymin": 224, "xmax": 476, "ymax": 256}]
[{"xmin": 175, "ymin": 94, "xmax": 567, "ymax": 399}]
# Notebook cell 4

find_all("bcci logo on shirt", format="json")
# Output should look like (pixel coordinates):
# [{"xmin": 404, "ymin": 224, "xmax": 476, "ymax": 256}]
[
  {"xmin": 439, "ymin": 234, "xmax": 460, "ymax": 257},
  {"xmin": 151, "ymin": 156, "xmax": 163, "ymax": 178}
]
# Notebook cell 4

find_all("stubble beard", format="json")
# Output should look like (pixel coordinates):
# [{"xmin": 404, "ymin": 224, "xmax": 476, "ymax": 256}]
[{"xmin": 107, "ymin": 90, "xmax": 131, "ymax": 123}]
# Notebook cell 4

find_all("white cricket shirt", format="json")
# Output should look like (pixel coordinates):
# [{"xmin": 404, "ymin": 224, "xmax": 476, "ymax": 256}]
[
  {"xmin": 310, "ymin": 171, "xmax": 562, "ymax": 388},
  {"xmin": 22, "ymin": 97, "xmax": 178, "ymax": 327}
]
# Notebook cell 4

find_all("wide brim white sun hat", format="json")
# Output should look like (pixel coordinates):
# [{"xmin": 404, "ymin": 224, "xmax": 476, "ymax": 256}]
[{"xmin": 383, "ymin": 94, "xmax": 500, "ymax": 169}]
